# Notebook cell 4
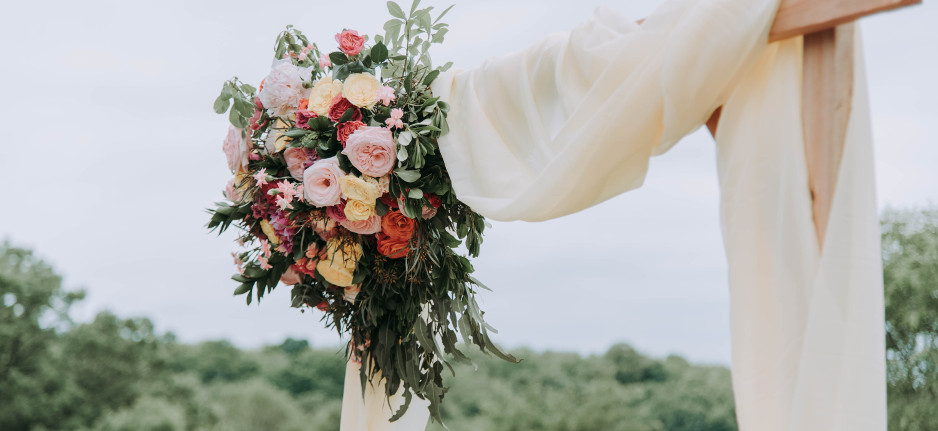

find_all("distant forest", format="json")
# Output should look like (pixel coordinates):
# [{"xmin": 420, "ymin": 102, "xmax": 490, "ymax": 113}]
[{"xmin": 1, "ymin": 207, "xmax": 935, "ymax": 430}]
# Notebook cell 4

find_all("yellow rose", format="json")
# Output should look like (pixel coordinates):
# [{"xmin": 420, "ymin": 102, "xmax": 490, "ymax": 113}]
[
  {"xmin": 342, "ymin": 73, "xmax": 380, "ymax": 109},
  {"xmin": 316, "ymin": 237, "xmax": 362, "ymax": 287},
  {"xmin": 339, "ymin": 175, "xmax": 381, "ymax": 202},
  {"xmin": 363, "ymin": 175, "xmax": 390, "ymax": 194},
  {"xmin": 265, "ymin": 118, "xmax": 292, "ymax": 154},
  {"xmin": 344, "ymin": 199, "xmax": 375, "ymax": 221},
  {"xmin": 260, "ymin": 219, "xmax": 280, "ymax": 244},
  {"xmin": 308, "ymin": 76, "xmax": 344, "ymax": 116}
]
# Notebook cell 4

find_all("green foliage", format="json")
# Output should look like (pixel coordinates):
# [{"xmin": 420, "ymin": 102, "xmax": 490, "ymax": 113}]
[{"xmin": 882, "ymin": 206, "xmax": 938, "ymax": 430}]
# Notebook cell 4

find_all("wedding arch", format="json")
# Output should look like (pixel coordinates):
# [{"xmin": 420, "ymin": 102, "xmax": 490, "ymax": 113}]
[{"xmin": 339, "ymin": 0, "xmax": 922, "ymax": 430}]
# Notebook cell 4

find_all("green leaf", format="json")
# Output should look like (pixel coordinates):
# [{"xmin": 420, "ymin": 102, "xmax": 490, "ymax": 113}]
[
  {"xmin": 329, "ymin": 51, "xmax": 350, "ymax": 66},
  {"xmin": 371, "ymin": 42, "xmax": 388, "ymax": 63},
  {"xmin": 422, "ymin": 69, "xmax": 440, "ymax": 85},
  {"xmin": 394, "ymin": 169, "xmax": 421, "ymax": 182},
  {"xmin": 387, "ymin": 1, "xmax": 406, "ymax": 19},
  {"xmin": 213, "ymin": 95, "xmax": 231, "ymax": 114},
  {"xmin": 407, "ymin": 188, "xmax": 423, "ymax": 199},
  {"xmin": 409, "ymin": 0, "xmax": 421, "ymax": 15},
  {"xmin": 434, "ymin": 5, "xmax": 455, "ymax": 24}
]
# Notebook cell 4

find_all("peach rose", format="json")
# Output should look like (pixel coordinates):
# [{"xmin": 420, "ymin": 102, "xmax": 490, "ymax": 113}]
[
  {"xmin": 340, "ymin": 214, "xmax": 382, "ymax": 235},
  {"xmin": 222, "ymin": 125, "xmax": 250, "ymax": 174},
  {"xmin": 284, "ymin": 147, "xmax": 318, "ymax": 180},
  {"xmin": 342, "ymin": 126, "xmax": 396, "ymax": 177},
  {"xmin": 303, "ymin": 157, "xmax": 345, "ymax": 207},
  {"xmin": 316, "ymin": 237, "xmax": 362, "ymax": 287},
  {"xmin": 225, "ymin": 177, "xmax": 242, "ymax": 202}
]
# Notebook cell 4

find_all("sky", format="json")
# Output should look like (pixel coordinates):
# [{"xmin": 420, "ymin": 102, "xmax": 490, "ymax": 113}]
[{"xmin": 0, "ymin": 0, "xmax": 935, "ymax": 366}]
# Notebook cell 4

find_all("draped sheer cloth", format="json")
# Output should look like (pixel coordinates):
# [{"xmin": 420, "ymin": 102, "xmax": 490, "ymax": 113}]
[{"xmin": 340, "ymin": 0, "xmax": 886, "ymax": 429}]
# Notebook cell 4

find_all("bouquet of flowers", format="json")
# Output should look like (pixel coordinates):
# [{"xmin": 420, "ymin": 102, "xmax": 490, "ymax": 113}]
[{"xmin": 207, "ymin": 0, "xmax": 516, "ymax": 422}]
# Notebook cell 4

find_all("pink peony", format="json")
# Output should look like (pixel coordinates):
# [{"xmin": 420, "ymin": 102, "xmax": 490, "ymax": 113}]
[
  {"xmin": 284, "ymin": 147, "xmax": 318, "ymax": 180},
  {"xmin": 257, "ymin": 60, "xmax": 311, "ymax": 117},
  {"xmin": 340, "ymin": 214, "xmax": 382, "ymax": 235},
  {"xmin": 303, "ymin": 157, "xmax": 345, "ymax": 207},
  {"xmin": 342, "ymin": 126, "xmax": 396, "ymax": 177},
  {"xmin": 223, "ymin": 125, "xmax": 250, "ymax": 174},
  {"xmin": 335, "ymin": 30, "xmax": 365, "ymax": 56}
]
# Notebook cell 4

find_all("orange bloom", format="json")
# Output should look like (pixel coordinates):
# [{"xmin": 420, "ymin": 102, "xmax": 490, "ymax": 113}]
[
  {"xmin": 381, "ymin": 210, "xmax": 415, "ymax": 242},
  {"xmin": 377, "ymin": 233, "xmax": 410, "ymax": 259}
]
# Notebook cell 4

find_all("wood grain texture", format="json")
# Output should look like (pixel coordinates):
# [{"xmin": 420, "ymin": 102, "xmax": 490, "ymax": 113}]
[
  {"xmin": 770, "ymin": 0, "xmax": 921, "ymax": 41},
  {"xmin": 801, "ymin": 24, "xmax": 855, "ymax": 248}
]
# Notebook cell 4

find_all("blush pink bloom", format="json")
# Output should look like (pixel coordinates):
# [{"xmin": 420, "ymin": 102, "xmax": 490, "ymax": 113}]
[
  {"xmin": 342, "ymin": 126, "xmax": 396, "ymax": 177},
  {"xmin": 303, "ymin": 157, "xmax": 345, "ymax": 207},
  {"xmin": 326, "ymin": 201, "xmax": 347, "ymax": 224},
  {"xmin": 284, "ymin": 147, "xmax": 318, "ymax": 180},
  {"xmin": 340, "ymin": 214, "xmax": 382, "ymax": 235},
  {"xmin": 385, "ymin": 108, "xmax": 404, "ymax": 129},
  {"xmin": 376, "ymin": 86, "xmax": 396, "ymax": 106},
  {"xmin": 335, "ymin": 30, "xmax": 365, "ymax": 56},
  {"xmin": 225, "ymin": 178, "xmax": 242, "ymax": 202},
  {"xmin": 319, "ymin": 54, "xmax": 331, "ymax": 69},
  {"xmin": 222, "ymin": 125, "xmax": 250, "ymax": 174},
  {"xmin": 280, "ymin": 266, "xmax": 303, "ymax": 285},
  {"xmin": 257, "ymin": 60, "xmax": 311, "ymax": 117},
  {"xmin": 253, "ymin": 168, "xmax": 269, "ymax": 186}
]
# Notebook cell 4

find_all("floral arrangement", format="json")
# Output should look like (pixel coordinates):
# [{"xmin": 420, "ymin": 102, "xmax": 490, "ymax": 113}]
[{"xmin": 207, "ymin": 0, "xmax": 516, "ymax": 422}]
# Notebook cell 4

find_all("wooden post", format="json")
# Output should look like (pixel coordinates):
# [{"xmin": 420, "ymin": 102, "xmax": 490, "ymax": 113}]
[{"xmin": 801, "ymin": 24, "xmax": 855, "ymax": 248}]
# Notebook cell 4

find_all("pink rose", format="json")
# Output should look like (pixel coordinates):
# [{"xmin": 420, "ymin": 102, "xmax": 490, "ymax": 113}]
[
  {"xmin": 222, "ymin": 125, "xmax": 250, "ymax": 174},
  {"xmin": 421, "ymin": 206, "xmax": 438, "ymax": 220},
  {"xmin": 225, "ymin": 177, "xmax": 242, "ymax": 202},
  {"xmin": 328, "ymin": 94, "xmax": 362, "ymax": 123},
  {"xmin": 295, "ymin": 109, "xmax": 317, "ymax": 130},
  {"xmin": 280, "ymin": 266, "xmax": 303, "ymax": 285},
  {"xmin": 335, "ymin": 30, "xmax": 365, "ymax": 56},
  {"xmin": 303, "ymin": 157, "xmax": 345, "ymax": 207},
  {"xmin": 257, "ymin": 60, "xmax": 310, "ymax": 117},
  {"xmin": 342, "ymin": 126, "xmax": 396, "ymax": 177},
  {"xmin": 326, "ymin": 200, "xmax": 347, "ymax": 224},
  {"xmin": 340, "ymin": 214, "xmax": 382, "ymax": 235},
  {"xmin": 284, "ymin": 147, "xmax": 318, "ymax": 180}
]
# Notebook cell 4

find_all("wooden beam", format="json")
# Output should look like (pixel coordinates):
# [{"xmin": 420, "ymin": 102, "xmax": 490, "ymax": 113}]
[
  {"xmin": 801, "ymin": 24, "xmax": 855, "ymax": 248},
  {"xmin": 770, "ymin": 0, "xmax": 921, "ymax": 42}
]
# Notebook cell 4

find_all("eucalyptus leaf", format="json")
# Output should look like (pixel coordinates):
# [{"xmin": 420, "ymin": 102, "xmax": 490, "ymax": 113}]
[{"xmin": 394, "ymin": 169, "xmax": 421, "ymax": 182}]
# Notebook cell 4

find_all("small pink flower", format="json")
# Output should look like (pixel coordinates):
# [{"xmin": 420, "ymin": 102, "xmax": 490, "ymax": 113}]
[
  {"xmin": 258, "ymin": 256, "xmax": 272, "ymax": 270},
  {"xmin": 335, "ymin": 30, "xmax": 365, "ymax": 56},
  {"xmin": 253, "ymin": 168, "xmax": 269, "ymax": 186},
  {"xmin": 319, "ymin": 54, "xmax": 331, "ymax": 69},
  {"xmin": 385, "ymin": 108, "xmax": 404, "ymax": 129},
  {"xmin": 277, "ymin": 181, "xmax": 297, "ymax": 202},
  {"xmin": 275, "ymin": 195, "xmax": 293, "ymax": 211},
  {"xmin": 376, "ymin": 86, "xmax": 396, "ymax": 106},
  {"xmin": 260, "ymin": 238, "xmax": 271, "ymax": 257}
]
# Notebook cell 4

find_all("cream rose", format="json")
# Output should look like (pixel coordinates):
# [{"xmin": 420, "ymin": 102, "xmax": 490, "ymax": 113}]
[
  {"xmin": 339, "ymin": 175, "xmax": 381, "ymax": 202},
  {"xmin": 344, "ymin": 199, "xmax": 375, "ymax": 222},
  {"xmin": 342, "ymin": 73, "xmax": 380, "ymax": 108},
  {"xmin": 307, "ymin": 76, "xmax": 344, "ymax": 116}
]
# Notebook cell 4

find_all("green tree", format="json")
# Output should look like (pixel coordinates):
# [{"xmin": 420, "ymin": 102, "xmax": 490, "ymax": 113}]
[{"xmin": 882, "ymin": 207, "xmax": 938, "ymax": 430}]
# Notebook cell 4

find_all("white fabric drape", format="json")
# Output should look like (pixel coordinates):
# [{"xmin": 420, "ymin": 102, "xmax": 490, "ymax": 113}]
[{"xmin": 341, "ymin": 0, "xmax": 886, "ymax": 429}]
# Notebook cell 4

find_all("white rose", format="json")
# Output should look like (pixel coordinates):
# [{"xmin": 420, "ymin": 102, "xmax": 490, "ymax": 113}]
[{"xmin": 258, "ymin": 59, "xmax": 311, "ymax": 117}]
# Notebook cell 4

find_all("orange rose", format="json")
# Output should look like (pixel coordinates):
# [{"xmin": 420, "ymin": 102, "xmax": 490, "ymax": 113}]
[
  {"xmin": 381, "ymin": 210, "xmax": 415, "ymax": 242},
  {"xmin": 377, "ymin": 233, "xmax": 410, "ymax": 259}
]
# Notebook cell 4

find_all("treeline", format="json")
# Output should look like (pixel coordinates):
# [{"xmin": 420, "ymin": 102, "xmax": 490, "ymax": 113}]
[{"xmin": 1, "ymin": 206, "xmax": 936, "ymax": 430}]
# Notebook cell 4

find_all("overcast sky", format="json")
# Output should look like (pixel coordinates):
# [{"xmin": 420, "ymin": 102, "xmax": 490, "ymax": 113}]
[{"xmin": 1, "ymin": 0, "xmax": 935, "ymax": 366}]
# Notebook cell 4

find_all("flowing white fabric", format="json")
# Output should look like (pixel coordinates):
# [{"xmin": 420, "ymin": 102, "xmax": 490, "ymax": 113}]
[
  {"xmin": 339, "ymin": 360, "xmax": 430, "ymax": 431},
  {"xmin": 341, "ymin": 0, "xmax": 886, "ymax": 429}
]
